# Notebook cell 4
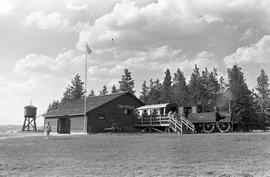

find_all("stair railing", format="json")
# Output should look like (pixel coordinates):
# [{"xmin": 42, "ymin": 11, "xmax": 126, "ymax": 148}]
[
  {"xmin": 179, "ymin": 114, "xmax": 195, "ymax": 133},
  {"xmin": 169, "ymin": 116, "xmax": 182, "ymax": 134}
]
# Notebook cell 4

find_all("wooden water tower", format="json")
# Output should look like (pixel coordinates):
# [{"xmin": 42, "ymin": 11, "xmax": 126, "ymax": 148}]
[{"xmin": 22, "ymin": 105, "xmax": 37, "ymax": 131}]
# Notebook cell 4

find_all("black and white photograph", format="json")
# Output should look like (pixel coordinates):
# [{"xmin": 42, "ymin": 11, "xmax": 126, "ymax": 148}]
[{"xmin": 0, "ymin": 0, "xmax": 270, "ymax": 176}]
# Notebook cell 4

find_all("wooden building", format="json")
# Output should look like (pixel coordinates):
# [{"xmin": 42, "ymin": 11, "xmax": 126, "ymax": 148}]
[{"xmin": 43, "ymin": 92, "xmax": 144, "ymax": 133}]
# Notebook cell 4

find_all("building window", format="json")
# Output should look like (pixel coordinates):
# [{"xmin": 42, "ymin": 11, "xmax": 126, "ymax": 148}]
[
  {"xmin": 97, "ymin": 114, "xmax": 105, "ymax": 120},
  {"xmin": 124, "ymin": 109, "xmax": 130, "ymax": 115}
]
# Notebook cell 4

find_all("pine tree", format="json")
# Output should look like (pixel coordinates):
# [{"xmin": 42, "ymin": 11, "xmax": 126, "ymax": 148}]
[
  {"xmin": 251, "ymin": 89, "xmax": 261, "ymax": 112},
  {"xmin": 47, "ymin": 100, "xmax": 60, "ymax": 112},
  {"xmin": 148, "ymin": 79, "xmax": 162, "ymax": 104},
  {"xmin": 89, "ymin": 89, "xmax": 95, "ymax": 96},
  {"xmin": 61, "ymin": 87, "xmax": 73, "ymax": 105},
  {"xmin": 208, "ymin": 68, "xmax": 220, "ymax": 105},
  {"xmin": 227, "ymin": 65, "xmax": 255, "ymax": 129},
  {"xmin": 161, "ymin": 69, "xmax": 173, "ymax": 103},
  {"xmin": 119, "ymin": 68, "xmax": 135, "ymax": 94},
  {"xmin": 111, "ymin": 85, "xmax": 118, "ymax": 93},
  {"xmin": 139, "ymin": 80, "xmax": 149, "ymax": 103},
  {"xmin": 70, "ymin": 74, "xmax": 85, "ymax": 100},
  {"xmin": 99, "ymin": 85, "xmax": 108, "ymax": 95},
  {"xmin": 61, "ymin": 74, "xmax": 85, "ymax": 104},
  {"xmin": 188, "ymin": 65, "xmax": 203, "ymax": 105},
  {"xmin": 256, "ymin": 69, "xmax": 270, "ymax": 112},
  {"xmin": 172, "ymin": 68, "xmax": 188, "ymax": 106},
  {"xmin": 201, "ymin": 67, "xmax": 210, "ymax": 105}
]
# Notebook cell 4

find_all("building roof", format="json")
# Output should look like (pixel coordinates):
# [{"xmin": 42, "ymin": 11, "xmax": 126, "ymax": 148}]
[
  {"xmin": 136, "ymin": 103, "xmax": 170, "ymax": 110},
  {"xmin": 44, "ymin": 91, "xmax": 142, "ymax": 118},
  {"xmin": 24, "ymin": 105, "xmax": 37, "ymax": 108}
]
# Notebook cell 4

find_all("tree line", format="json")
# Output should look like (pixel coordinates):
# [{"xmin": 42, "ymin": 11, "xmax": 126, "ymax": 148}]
[
  {"xmin": 139, "ymin": 65, "xmax": 269, "ymax": 129},
  {"xmin": 47, "ymin": 64, "xmax": 270, "ymax": 129}
]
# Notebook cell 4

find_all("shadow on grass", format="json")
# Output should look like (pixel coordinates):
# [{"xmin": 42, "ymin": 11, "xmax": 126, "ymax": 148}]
[{"xmin": 48, "ymin": 137, "xmax": 75, "ymax": 141}]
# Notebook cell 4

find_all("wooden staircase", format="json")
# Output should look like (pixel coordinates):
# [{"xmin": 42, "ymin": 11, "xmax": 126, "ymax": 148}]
[{"xmin": 169, "ymin": 114, "xmax": 195, "ymax": 134}]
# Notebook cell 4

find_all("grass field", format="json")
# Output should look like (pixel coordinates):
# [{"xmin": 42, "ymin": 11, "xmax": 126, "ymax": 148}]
[{"xmin": 0, "ymin": 132, "xmax": 270, "ymax": 177}]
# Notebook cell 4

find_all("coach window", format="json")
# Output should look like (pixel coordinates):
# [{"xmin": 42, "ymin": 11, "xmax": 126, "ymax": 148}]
[{"xmin": 97, "ymin": 114, "xmax": 105, "ymax": 120}]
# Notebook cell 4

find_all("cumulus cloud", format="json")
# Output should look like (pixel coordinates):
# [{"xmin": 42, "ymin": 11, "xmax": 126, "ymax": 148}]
[
  {"xmin": 77, "ymin": 0, "xmax": 270, "ymax": 51},
  {"xmin": 162, "ymin": 51, "xmax": 218, "ymax": 80},
  {"xmin": 0, "ymin": 75, "xmax": 70, "ymax": 124},
  {"xmin": 86, "ymin": 45, "xmax": 182, "ymax": 78},
  {"xmin": 23, "ymin": 11, "xmax": 72, "ymax": 31},
  {"xmin": 224, "ymin": 35, "xmax": 270, "ymax": 66},
  {"xmin": 0, "ymin": 76, "xmax": 41, "ymax": 95},
  {"xmin": 15, "ymin": 50, "xmax": 85, "ymax": 77},
  {"xmin": 84, "ymin": 45, "xmax": 217, "ymax": 86},
  {"xmin": 65, "ymin": 1, "xmax": 88, "ymax": 10},
  {"xmin": 240, "ymin": 28, "xmax": 255, "ymax": 41},
  {"xmin": 0, "ymin": 1, "xmax": 14, "ymax": 15}
]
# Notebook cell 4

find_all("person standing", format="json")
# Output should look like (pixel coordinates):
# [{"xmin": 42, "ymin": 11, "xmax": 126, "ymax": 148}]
[{"xmin": 45, "ymin": 121, "xmax": 51, "ymax": 140}]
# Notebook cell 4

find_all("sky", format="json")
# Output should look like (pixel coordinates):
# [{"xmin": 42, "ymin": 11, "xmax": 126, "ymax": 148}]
[{"xmin": 0, "ymin": 0, "xmax": 270, "ymax": 125}]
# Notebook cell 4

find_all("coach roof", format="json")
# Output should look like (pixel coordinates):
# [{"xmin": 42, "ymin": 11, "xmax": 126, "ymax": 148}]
[
  {"xmin": 136, "ymin": 103, "xmax": 170, "ymax": 110},
  {"xmin": 43, "ymin": 91, "xmax": 143, "ymax": 118}
]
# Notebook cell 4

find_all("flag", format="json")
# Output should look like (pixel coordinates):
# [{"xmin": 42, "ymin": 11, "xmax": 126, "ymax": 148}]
[{"xmin": 86, "ymin": 43, "xmax": 92, "ymax": 55}]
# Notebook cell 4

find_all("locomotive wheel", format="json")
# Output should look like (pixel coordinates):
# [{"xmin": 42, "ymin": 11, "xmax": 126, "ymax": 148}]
[
  {"xmin": 217, "ymin": 122, "xmax": 231, "ymax": 133},
  {"xmin": 203, "ymin": 123, "xmax": 215, "ymax": 133}
]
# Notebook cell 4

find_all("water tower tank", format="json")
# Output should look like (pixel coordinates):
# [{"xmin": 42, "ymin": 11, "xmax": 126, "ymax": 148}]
[{"xmin": 24, "ymin": 105, "xmax": 37, "ymax": 118}]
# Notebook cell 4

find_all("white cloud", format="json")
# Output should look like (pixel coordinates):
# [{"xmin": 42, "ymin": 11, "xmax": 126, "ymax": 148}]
[
  {"xmin": 65, "ymin": 1, "xmax": 88, "ymax": 10},
  {"xmin": 0, "ymin": 76, "xmax": 41, "ymax": 95},
  {"xmin": 23, "ymin": 11, "xmax": 71, "ymax": 31},
  {"xmin": 77, "ymin": 0, "xmax": 270, "ymax": 51},
  {"xmin": 201, "ymin": 14, "xmax": 223, "ymax": 24},
  {"xmin": 162, "ymin": 51, "xmax": 218, "ymax": 79},
  {"xmin": 224, "ymin": 35, "xmax": 270, "ymax": 66},
  {"xmin": 0, "ymin": 75, "xmax": 69, "ymax": 125},
  {"xmin": 240, "ymin": 28, "xmax": 255, "ymax": 41},
  {"xmin": 15, "ymin": 50, "xmax": 85, "ymax": 77},
  {"xmin": 84, "ymin": 45, "xmax": 217, "ymax": 86},
  {"xmin": 0, "ymin": 1, "xmax": 14, "ymax": 15},
  {"xmin": 107, "ymin": 46, "xmax": 183, "ymax": 73}
]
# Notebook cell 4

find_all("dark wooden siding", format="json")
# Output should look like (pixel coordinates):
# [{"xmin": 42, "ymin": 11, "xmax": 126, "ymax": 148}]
[
  {"xmin": 88, "ymin": 93, "xmax": 143, "ymax": 132},
  {"xmin": 44, "ymin": 93, "xmax": 144, "ymax": 133}
]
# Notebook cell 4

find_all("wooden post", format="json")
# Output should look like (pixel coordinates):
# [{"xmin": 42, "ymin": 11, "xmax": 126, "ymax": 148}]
[
  {"xmin": 27, "ymin": 118, "xmax": 30, "ymax": 131},
  {"xmin": 22, "ymin": 117, "xmax": 37, "ymax": 132}
]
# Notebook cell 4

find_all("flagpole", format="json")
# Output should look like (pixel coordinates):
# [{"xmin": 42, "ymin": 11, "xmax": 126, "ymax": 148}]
[{"xmin": 84, "ymin": 42, "xmax": 87, "ymax": 135}]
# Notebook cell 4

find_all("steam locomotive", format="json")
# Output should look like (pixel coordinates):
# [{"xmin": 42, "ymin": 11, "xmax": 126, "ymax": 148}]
[
  {"xmin": 179, "ymin": 104, "xmax": 243, "ymax": 133},
  {"xmin": 135, "ymin": 102, "xmax": 243, "ymax": 133}
]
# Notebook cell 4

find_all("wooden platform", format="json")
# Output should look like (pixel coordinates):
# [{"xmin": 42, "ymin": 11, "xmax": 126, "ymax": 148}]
[
  {"xmin": 135, "ymin": 116, "xmax": 170, "ymax": 127},
  {"xmin": 135, "ymin": 115, "xmax": 195, "ymax": 134}
]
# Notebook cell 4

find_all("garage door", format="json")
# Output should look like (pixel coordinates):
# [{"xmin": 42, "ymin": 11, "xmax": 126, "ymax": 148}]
[{"xmin": 70, "ymin": 117, "xmax": 85, "ymax": 132}]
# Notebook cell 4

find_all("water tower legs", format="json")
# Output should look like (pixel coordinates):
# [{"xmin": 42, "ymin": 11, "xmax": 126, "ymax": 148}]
[{"xmin": 22, "ymin": 117, "xmax": 37, "ymax": 132}]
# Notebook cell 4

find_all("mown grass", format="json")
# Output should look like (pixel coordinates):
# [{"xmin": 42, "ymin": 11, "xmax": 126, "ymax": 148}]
[{"xmin": 0, "ymin": 133, "xmax": 270, "ymax": 177}]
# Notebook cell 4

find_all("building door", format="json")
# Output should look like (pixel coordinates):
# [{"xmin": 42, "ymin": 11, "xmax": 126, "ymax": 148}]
[{"xmin": 57, "ymin": 118, "xmax": 71, "ymax": 134}]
